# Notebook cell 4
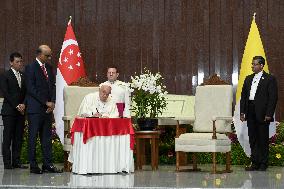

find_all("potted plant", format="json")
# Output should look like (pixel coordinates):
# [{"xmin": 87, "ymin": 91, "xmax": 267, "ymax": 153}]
[{"xmin": 129, "ymin": 69, "xmax": 168, "ymax": 130}]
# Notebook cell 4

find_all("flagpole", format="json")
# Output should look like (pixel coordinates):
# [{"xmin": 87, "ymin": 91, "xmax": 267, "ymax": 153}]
[{"xmin": 68, "ymin": 16, "xmax": 72, "ymax": 25}]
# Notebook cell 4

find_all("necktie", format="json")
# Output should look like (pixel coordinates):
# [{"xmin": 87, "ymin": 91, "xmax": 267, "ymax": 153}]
[
  {"xmin": 16, "ymin": 72, "xmax": 21, "ymax": 88},
  {"xmin": 41, "ymin": 65, "xmax": 48, "ymax": 80}
]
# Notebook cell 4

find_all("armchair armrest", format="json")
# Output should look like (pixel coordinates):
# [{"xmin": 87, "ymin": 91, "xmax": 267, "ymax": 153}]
[
  {"xmin": 174, "ymin": 116, "xmax": 195, "ymax": 138},
  {"xmin": 62, "ymin": 116, "xmax": 74, "ymax": 138},
  {"xmin": 62, "ymin": 115, "xmax": 73, "ymax": 121},
  {"xmin": 212, "ymin": 116, "xmax": 233, "ymax": 140},
  {"xmin": 212, "ymin": 116, "xmax": 233, "ymax": 121}
]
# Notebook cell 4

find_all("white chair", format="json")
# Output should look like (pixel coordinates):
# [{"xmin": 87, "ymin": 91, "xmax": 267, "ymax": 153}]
[
  {"xmin": 175, "ymin": 78, "xmax": 233, "ymax": 174},
  {"xmin": 62, "ymin": 81, "xmax": 99, "ymax": 171}
]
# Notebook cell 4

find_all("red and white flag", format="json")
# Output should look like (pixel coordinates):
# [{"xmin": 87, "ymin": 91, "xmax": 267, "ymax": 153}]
[{"xmin": 54, "ymin": 18, "xmax": 86, "ymax": 143}]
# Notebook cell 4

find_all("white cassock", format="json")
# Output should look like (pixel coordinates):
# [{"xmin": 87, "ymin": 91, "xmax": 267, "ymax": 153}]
[
  {"xmin": 101, "ymin": 80, "xmax": 131, "ymax": 118},
  {"xmin": 77, "ymin": 92, "xmax": 119, "ymax": 118}
]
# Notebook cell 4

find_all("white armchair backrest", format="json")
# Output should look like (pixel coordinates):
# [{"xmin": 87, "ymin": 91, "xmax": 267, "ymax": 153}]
[
  {"xmin": 193, "ymin": 85, "xmax": 233, "ymax": 133},
  {"xmin": 63, "ymin": 86, "xmax": 100, "ymax": 124}
]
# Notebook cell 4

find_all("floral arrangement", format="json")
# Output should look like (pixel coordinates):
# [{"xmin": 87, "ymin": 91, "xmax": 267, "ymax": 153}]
[{"xmin": 128, "ymin": 69, "xmax": 168, "ymax": 118}]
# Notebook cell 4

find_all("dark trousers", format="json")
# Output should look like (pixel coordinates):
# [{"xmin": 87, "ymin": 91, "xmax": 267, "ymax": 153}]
[
  {"xmin": 2, "ymin": 115, "xmax": 25, "ymax": 166},
  {"xmin": 28, "ymin": 113, "xmax": 53, "ymax": 168},
  {"xmin": 247, "ymin": 101, "xmax": 269, "ymax": 167}
]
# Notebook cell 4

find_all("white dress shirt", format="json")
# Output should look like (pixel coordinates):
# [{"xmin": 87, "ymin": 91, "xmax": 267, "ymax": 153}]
[
  {"xmin": 11, "ymin": 68, "xmax": 21, "ymax": 88},
  {"xmin": 249, "ymin": 71, "xmax": 263, "ymax": 100},
  {"xmin": 101, "ymin": 80, "xmax": 131, "ymax": 118},
  {"xmin": 77, "ymin": 92, "xmax": 119, "ymax": 118}
]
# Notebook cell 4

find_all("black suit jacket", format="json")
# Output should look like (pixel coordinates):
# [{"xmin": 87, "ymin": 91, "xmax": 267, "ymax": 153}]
[
  {"xmin": 240, "ymin": 71, "xmax": 278, "ymax": 123},
  {"xmin": 25, "ymin": 61, "xmax": 56, "ymax": 114},
  {"xmin": 0, "ymin": 69, "xmax": 26, "ymax": 116}
]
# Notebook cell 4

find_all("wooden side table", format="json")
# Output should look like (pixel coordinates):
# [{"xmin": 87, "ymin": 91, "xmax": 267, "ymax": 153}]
[{"xmin": 135, "ymin": 131, "xmax": 160, "ymax": 170}]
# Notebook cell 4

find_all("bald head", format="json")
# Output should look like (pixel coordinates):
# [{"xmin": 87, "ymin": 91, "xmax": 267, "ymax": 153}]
[
  {"xmin": 99, "ymin": 84, "xmax": 112, "ymax": 102},
  {"xmin": 37, "ymin": 45, "xmax": 52, "ymax": 63}
]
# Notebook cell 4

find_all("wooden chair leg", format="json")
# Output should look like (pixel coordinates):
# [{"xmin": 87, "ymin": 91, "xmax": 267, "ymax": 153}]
[
  {"xmin": 64, "ymin": 151, "xmax": 71, "ymax": 172},
  {"xmin": 212, "ymin": 152, "xmax": 217, "ymax": 174},
  {"xmin": 226, "ymin": 151, "xmax": 232, "ymax": 172},
  {"xmin": 176, "ymin": 151, "xmax": 180, "ymax": 171},
  {"xmin": 192, "ymin": 153, "xmax": 198, "ymax": 170}
]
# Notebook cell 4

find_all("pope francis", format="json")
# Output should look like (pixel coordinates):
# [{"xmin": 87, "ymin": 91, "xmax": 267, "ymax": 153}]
[{"xmin": 77, "ymin": 84, "xmax": 119, "ymax": 118}]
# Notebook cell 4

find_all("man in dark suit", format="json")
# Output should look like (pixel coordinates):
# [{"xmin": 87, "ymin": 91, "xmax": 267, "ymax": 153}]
[
  {"xmin": 240, "ymin": 56, "xmax": 278, "ymax": 171},
  {"xmin": 25, "ymin": 45, "xmax": 60, "ymax": 174},
  {"xmin": 0, "ymin": 52, "xmax": 28, "ymax": 169}
]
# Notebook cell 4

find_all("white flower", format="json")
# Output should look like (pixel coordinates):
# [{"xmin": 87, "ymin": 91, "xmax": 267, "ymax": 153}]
[{"xmin": 129, "ymin": 68, "xmax": 168, "ymax": 118}]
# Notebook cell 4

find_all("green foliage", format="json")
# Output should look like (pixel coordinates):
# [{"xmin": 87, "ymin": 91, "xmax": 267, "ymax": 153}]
[
  {"xmin": 269, "ymin": 144, "xmax": 284, "ymax": 166},
  {"xmin": 231, "ymin": 143, "xmax": 250, "ymax": 165},
  {"xmin": 20, "ymin": 125, "xmax": 64, "ymax": 164},
  {"xmin": 268, "ymin": 121, "xmax": 284, "ymax": 166},
  {"xmin": 275, "ymin": 121, "xmax": 284, "ymax": 144}
]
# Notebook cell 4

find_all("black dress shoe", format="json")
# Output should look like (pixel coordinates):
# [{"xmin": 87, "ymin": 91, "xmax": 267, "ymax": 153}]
[
  {"xmin": 42, "ymin": 165, "xmax": 62, "ymax": 173},
  {"xmin": 259, "ymin": 165, "xmax": 267, "ymax": 171},
  {"xmin": 13, "ymin": 164, "xmax": 28, "ymax": 169},
  {"xmin": 245, "ymin": 165, "xmax": 259, "ymax": 171},
  {"xmin": 4, "ymin": 165, "xmax": 14, "ymax": 169},
  {"xmin": 30, "ymin": 167, "xmax": 43, "ymax": 174}
]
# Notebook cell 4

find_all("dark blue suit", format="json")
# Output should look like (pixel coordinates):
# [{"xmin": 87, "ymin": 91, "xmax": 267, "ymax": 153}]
[
  {"xmin": 25, "ymin": 60, "xmax": 55, "ymax": 168},
  {"xmin": 0, "ymin": 69, "xmax": 26, "ymax": 167}
]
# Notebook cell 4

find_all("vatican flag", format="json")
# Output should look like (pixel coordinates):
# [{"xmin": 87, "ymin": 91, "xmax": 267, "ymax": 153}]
[{"xmin": 233, "ymin": 14, "xmax": 276, "ymax": 156}]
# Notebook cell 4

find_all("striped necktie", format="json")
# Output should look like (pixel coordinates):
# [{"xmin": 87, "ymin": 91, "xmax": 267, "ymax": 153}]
[
  {"xmin": 16, "ymin": 72, "xmax": 21, "ymax": 88},
  {"xmin": 41, "ymin": 65, "xmax": 48, "ymax": 80}
]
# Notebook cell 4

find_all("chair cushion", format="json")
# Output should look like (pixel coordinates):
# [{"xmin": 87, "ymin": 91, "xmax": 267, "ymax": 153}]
[
  {"xmin": 175, "ymin": 144, "xmax": 231, "ymax": 152},
  {"xmin": 176, "ymin": 133, "xmax": 231, "ymax": 146}
]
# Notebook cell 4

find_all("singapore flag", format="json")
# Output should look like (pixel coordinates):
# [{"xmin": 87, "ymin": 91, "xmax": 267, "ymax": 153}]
[{"xmin": 54, "ymin": 18, "xmax": 86, "ymax": 143}]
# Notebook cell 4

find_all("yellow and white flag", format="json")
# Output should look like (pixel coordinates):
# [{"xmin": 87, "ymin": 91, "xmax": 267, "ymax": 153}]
[{"xmin": 233, "ymin": 14, "xmax": 276, "ymax": 156}]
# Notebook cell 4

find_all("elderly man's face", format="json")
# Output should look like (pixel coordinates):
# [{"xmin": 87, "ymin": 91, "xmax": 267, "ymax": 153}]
[
  {"xmin": 107, "ymin": 68, "xmax": 119, "ymax": 82},
  {"xmin": 99, "ymin": 85, "xmax": 111, "ymax": 102},
  {"xmin": 38, "ymin": 45, "xmax": 52, "ymax": 63}
]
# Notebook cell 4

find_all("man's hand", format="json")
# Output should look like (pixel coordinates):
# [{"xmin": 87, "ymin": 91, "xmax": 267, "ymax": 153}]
[
  {"xmin": 46, "ymin": 107, "xmax": 53, "ymax": 113},
  {"xmin": 46, "ymin": 102, "xmax": 55, "ymax": 109},
  {"xmin": 16, "ymin": 104, "xmax": 25, "ymax": 112},
  {"xmin": 240, "ymin": 113, "xmax": 246, "ymax": 122},
  {"xmin": 264, "ymin": 116, "xmax": 272, "ymax": 122},
  {"xmin": 46, "ymin": 102, "xmax": 55, "ymax": 113},
  {"xmin": 46, "ymin": 102, "xmax": 55, "ymax": 112}
]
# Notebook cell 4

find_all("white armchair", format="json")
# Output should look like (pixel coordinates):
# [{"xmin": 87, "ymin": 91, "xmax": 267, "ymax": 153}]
[
  {"xmin": 175, "ymin": 79, "xmax": 233, "ymax": 173},
  {"xmin": 62, "ymin": 83, "xmax": 99, "ymax": 171}
]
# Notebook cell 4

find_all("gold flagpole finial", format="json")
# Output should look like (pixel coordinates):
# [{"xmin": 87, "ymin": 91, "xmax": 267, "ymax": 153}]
[
  {"xmin": 253, "ymin": 12, "xmax": 256, "ymax": 19},
  {"xmin": 68, "ymin": 16, "xmax": 72, "ymax": 25}
]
